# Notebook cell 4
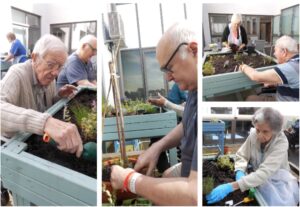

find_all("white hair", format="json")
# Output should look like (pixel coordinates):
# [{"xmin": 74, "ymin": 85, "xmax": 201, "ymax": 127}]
[
  {"xmin": 275, "ymin": 35, "xmax": 298, "ymax": 53},
  {"xmin": 78, "ymin": 34, "xmax": 97, "ymax": 49},
  {"xmin": 32, "ymin": 34, "xmax": 67, "ymax": 58},
  {"xmin": 252, "ymin": 107, "xmax": 284, "ymax": 134},
  {"xmin": 231, "ymin": 14, "xmax": 242, "ymax": 24},
  {"xmin": 166, "ymin": 21, "xmax": 196, "ymax": 60}
]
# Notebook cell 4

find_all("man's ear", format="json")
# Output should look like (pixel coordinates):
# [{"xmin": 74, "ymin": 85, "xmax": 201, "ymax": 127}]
[
  {"xmin": 31, "ymin": 53, "xmax": 37, "ymax": 62},
  {"xmin": 188, "ymin": 42, "xmax": 198, "ymax": 56}
]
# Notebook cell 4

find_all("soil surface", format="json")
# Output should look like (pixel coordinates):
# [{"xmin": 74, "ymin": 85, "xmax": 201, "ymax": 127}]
[
  {"xmin": 203, "ymin": 159, "xmax": 258, "ymax": 206},
  {"xmin": 204, "ymin": 52, "xmax": 276, "ymax": 76},
  {"xmin": 25, "ymin": 89, "xmax": 97, "ymax": 178}
]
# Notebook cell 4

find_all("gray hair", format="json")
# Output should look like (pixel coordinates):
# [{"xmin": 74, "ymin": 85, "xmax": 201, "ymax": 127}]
[
  {"xmin": 165, "ymin": 21, "xmax": 196, "ymax": 59},
  {"xmin": 275, "ymin": 35, "xmax": 298, "ymax": 53},
  {"xmin": 32, "ymin": 34, "xmax": 67, "ymax": 58},
  {"xmin": 77, "ymin": 34, "xmax": 97, "ymax": 49},
  {"xmin": 252, "ymin": 107, "xmax": 284, "ymax": 134},
  {"xmin": 231, "ymin": 14, "xmax": 242, "ymax": 24}
]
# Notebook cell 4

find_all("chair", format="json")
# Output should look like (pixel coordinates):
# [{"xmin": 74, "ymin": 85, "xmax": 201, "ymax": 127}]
[{"xmin": 254, "ymin": 40, "xmax": 266, "ymax": 53}]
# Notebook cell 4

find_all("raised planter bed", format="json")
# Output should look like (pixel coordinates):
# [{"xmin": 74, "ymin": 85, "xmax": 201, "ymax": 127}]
[
  {"xmin": 1, "ymin": 87, "xmax": 97, "ymax": 206},
  {"xmin": 203, "ymin": 155, "xmax": 267, "ymax": 206},
  {"xmin": 202, "ymin": 50, "xmax": 278, "ymax": 100}
]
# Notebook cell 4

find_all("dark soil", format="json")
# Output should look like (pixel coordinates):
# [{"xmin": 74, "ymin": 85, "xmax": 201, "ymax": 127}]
[
  {"xmin": 204, "ymin": 52, "xmax": 276, "ymax": 76},
  {"xmin": 203, "ymin": 159, "xmax": 258, "ymax": 206},
  {"xmin": 25, "ymin": 89, "xmax": 97, "ymax": 178}
]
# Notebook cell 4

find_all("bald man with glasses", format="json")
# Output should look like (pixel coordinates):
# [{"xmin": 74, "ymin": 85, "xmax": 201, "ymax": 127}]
[
  {"xmin": 110, "ymin": 22, "xmax": 198, "ymax": 206},
  {"xmin": 57, "ymin": 35, "xmax": 97, "ymax": 89}
]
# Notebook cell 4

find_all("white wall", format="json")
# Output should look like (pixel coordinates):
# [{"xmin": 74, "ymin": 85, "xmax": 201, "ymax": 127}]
[
  {"xmin": 0, "ymin": 0, "xmax": 100, "ymax": 53},
  {"xmin": 203, "ymin": 2, "xmax": 299, "ymax": 46}
]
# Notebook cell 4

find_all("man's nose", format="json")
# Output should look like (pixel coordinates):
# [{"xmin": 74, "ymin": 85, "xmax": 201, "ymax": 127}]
[{"xmin": 165, "ymin": 73, "xmax": 174, "ymax": 81}]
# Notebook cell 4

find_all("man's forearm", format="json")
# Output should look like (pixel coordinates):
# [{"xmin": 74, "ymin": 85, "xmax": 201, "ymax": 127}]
[
  {"xmin": 135, "ymin": 171, "xmax": 197, "ymax": 205},
  {"xmin": 154, "ymin": 123, "xmax": 183, "ymax": 152}
]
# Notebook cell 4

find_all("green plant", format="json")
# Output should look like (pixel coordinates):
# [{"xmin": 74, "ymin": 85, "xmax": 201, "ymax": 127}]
[
  {"xmin": 263, "ymin": 56, "xmax": 273, "ymax": 65},
  {"xmin": 203, "ymin": 60, "xmax": 215, "ymax": 76},
  {"xmin": 233, "ymin": 53, "xmax": 243, "ymax": 62},
  {"xmin": 217, "ymin": 155, "xmax": 234, "ymax": 171},
  {"xmin": 81, "ymin": 113, "xmax": 97, "ymax": 141},
  {"xmin": 203, "ymin": 176, "xmax": 215, "ymax": 195},
  {"xmin": 69, "ymin": 101, "xmax": 97, "ymax": 141}
]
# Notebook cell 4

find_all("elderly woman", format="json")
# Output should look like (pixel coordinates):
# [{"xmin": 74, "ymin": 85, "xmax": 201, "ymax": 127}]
[
  {"xmin": 222, "ymin": 13, "xmax": 248, "ymax": 52},
  {"xmin": 1, "ymin": 34, "xmax": 83, "ymax": 157},
  {"xmin": 239, "ymin": 35, "xmax": 299, "ymax": 101},
  {"xmin": 206, "ymin": 107, "xmax": 299, "ymax": 206}
]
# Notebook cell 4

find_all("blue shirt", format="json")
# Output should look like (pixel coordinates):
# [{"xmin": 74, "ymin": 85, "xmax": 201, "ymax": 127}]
[
  {"xmin": 274, "ymin": 54, "xmax": 299, "ymax": 101},
  {"xmin": 168, "ymin": 83, "xmax": 188, "ymax": 104},
  {"xmin": 56, "ymin": 53, "xmax": 96, "ymax": 89},
  {"xmin": 180, "ymin": 90, "xmax": 197, "ymax": 177},
  {"xmin": 10, "ymin": 39, "xmax": 27, "ymax": 63}
]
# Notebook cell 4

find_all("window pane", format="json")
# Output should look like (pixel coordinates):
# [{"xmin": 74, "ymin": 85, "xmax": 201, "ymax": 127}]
[
  {"xmin": 211, "ymin": 107, "xmax": 232, "ymax": 114},
  {"xmin": 273, "ymin": 15, "xmax": 280, "ymax": 36},
  {"xmin": 117, "ymin": 4, "xmax": 139, "ymax": 48},
  {"xmin": 12, "ymin": 9, "xmax": 26, "ymax": 24},
  {"xmin": 292, "ymin": 5, "xmax": 299, "ymax": 36},
  {"xmin": 27, "ymin": 14, "xmax": 40, "ymax": 27},
  {"xmin": 144, "ymin": 50, "xmax": 166, "ymax": 97},
  {"xmin": 71, "ymin": 22, "xmax": 97, "ymax": 51},
  {"xmin": 210, "ymin": 15, "xmax": 229, "ymax": 36},
  {"xmin": 13, "ymin": 26, "xmax": 27, "ymax": 49},
  {"xmin": 281, "ymin": 8, "xmax": 293, "ymax": 35},
  {"xmin": 138, "ymin": 3, "xmax": 162, "ymax": 47},
  {"xmin": 121, "ymin": 50, "xmax": 144, "ymax": 100},
  {"xmin": 161, "ymin": 2, "xmax": 185, "ymax": 31},
  {"xmin": 51, "ymin": 25, "xmax": 71, "ymax": 52}
]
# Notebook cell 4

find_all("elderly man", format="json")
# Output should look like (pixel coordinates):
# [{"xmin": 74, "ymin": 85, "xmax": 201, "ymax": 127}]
[
  {"xmin": 56, "ymin": 35, "xmax": 97, "ymax": 89},
  {"xmin": 239, "ymin": 35, "xmax": 299, "ymax": 101},
  {"xmin": 4, "ymin": 32, "xmax": 27, "ymax": 64},
  {"xmin": 1, "ymin": 34, "xmax": 83, "ymax": 157},
  {"xmin": 110, "ymin": 22, "xmax": 198, "ymax": 206}
]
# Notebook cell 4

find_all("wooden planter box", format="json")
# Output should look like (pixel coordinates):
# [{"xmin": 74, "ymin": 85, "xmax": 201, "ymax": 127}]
[
  {"xmin": 103, "ymin": 111, "xmax": 178, "ymax": 165},
  {"xmin": 1, "ymin": 87, "xmax": 97, "ymax": 206},
  {"xmin": 202, "ymin": 50, "xmax": 278, "ymax": 100}
]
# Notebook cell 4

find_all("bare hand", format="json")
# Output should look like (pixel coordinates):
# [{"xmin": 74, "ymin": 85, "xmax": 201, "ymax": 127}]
[
  {"xmin": 44, "ymin": 117, "xmax": 83, "ymax": 157},
  {"xmin": 134, "ymin": 144, "xmax": 161, "ymax": 175},
  {"xmin": 58, "ymin": 84, "xmax": 78, "ymax": 98},
  {"xmin": 148, "ymin": 93, "xmax": 166, "ymax": 107},
  {"xmin": 111, "ymin": 165, "xmax": 134, "ymax": 190}
]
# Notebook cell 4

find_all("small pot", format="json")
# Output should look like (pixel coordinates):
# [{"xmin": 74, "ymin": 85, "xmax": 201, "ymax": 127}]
[{"xmin": 247, "ymin": 46, "xmax": 255, "ymax": 54}]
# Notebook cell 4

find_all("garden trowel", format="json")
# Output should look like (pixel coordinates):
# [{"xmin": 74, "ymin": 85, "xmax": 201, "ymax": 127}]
[{"xmin": 43, "ymin": 133, "xmax": 96, "ymax": 162}]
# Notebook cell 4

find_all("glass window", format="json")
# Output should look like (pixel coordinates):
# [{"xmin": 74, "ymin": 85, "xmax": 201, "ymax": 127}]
[
  {"xmin": 27, "ymin": 14, "xmax": 40, "ymax": 27},
  {"xmin": 120, "ymin": 49, "xmax": 144, "ymax": 100},
  {"xmin": 51, "ymin": 25, "xmax": 71, "ymax": 51},
  {"xmin": 210, "ymin": 15, "xmax": 229, "ymax": 36},
  {"xmin": 12, "ymin": 8, "xmax": 26, "ymax": 24},
  {"xmin": 211, "ymin": 107, "xmax": 232, "ymax": 114},
  {"xmin": 292, "ymin": 5, "xmax": 299, "ymax": 36},
  {"xmin": 273, "ymin": 15, "xmax": 280, "ymax": 36},
  {"xmin": 51, "ymin": 21, "xmax": 97, "ymax": 54},
  {"xmin": 144, "ymin": 50, "xmax": 166, "ymax": 97},
  {"xmin": 281, "ymin": 7, "xmax": 293, "ymax": 35}
]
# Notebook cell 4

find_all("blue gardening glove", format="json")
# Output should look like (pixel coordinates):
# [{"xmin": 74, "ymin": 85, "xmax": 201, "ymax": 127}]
[
  {"xmin": 206, "ymin": 183, "xmax": 233, "ymax": 204},
  {"xmin": 235, "ymin": 170, "xmax": 245, "ymax": 181}
]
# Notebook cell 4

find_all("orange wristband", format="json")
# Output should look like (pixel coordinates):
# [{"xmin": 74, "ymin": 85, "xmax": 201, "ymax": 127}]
[{"xmin": 123, "ymin": 171, "xmax": 135, "ymax": 192}]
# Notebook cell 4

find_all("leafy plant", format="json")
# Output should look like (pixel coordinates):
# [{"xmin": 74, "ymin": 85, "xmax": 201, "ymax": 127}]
[
  {"xmin": 203, "ymin": 60, "xmax": 215, "ymax": 76},
  {"xmin": 203, "ymin": 176, "xmax": 215, "ymax": 195},
  {"xmin": 263, "ymin": 56, "xmax": 273, "ymax": 65},
  {"xmin": 217, "ymin": 155, "xmax": 234, "ymax": 171},
  {"xmin": 233, "ymin": 53, "xmax": 243, "ymax": 62},
  {"xmin": 69, "ymin": 101, "xmax": 97, "ymax": 141},
  {"xmin": 81, "ymin": 113, "xmax": 97, "ymax": 141}
]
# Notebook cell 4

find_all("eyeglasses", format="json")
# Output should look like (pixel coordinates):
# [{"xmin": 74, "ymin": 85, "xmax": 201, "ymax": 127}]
[
  {"xmin": 87, "ymin": 43, "xmax": 97, "ymax": 53},
  {"xmin": 160, "ymin": 42, "xmax": 188, "ymax": 73},
  {"xmin": 40, "ymin": 57, "xmax": 64, "ymax": 72}
]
